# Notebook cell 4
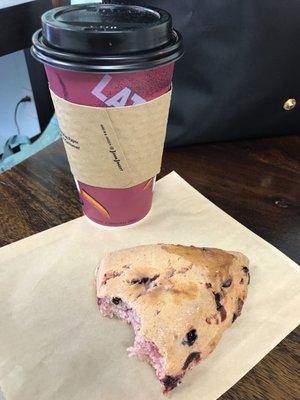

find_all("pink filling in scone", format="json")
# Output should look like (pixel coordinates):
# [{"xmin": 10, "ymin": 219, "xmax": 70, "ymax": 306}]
[{"xmin": 98, "ymin": 297, "xmax": 167, "ymax": 382}]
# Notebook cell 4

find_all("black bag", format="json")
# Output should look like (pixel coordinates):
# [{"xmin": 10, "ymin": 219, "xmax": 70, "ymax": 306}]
[{"xmin": 132, "ymin": 0, "xmax": 300, "ymax": 146}]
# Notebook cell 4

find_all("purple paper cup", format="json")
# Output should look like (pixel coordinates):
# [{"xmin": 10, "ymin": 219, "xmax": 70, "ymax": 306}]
[{"xmin": 31, "ymin": 3, "xmax": 183, "ymax": 226}]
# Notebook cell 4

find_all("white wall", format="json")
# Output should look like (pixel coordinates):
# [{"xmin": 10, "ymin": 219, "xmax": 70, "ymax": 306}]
[{"xmin": 0, "ymin": 50, "xmax": 40, "ymax": 154}]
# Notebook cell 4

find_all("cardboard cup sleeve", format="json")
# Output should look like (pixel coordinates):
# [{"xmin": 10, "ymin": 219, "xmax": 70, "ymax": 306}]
[{"xmin": 50, "ymin": 90, "xmax": 172, "ymax": 189}]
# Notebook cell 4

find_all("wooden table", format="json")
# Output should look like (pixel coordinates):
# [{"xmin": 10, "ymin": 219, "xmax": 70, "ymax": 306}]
[{"xmin": 0, "ymin": 135, "xmax": 299, "ymax": 399}]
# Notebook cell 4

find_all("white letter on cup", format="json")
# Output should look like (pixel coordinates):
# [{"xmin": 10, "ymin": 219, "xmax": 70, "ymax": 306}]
[
  {"xmin": 131, "ymin": 93, "xmax": 146, "ymax": 105},
  {"xmin": 91, "ymin": 74, "xmax": 112, "ymax": 102},
  {"xmin": 106, "ymin": 88, "xmax": 131, "ymax": 107}
]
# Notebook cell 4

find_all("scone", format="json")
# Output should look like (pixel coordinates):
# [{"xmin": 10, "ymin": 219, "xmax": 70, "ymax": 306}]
[{"xmin": 96, "ymin": 245, "xmax": 250, "ymax": 394}]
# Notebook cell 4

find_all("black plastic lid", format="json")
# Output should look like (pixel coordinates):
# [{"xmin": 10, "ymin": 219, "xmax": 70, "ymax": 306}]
[{"xmin": 31, "ymin": 2, "xmax": 183, "ymax": 72}]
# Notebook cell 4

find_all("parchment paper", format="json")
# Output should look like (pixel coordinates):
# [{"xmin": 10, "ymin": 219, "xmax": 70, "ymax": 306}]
[{"xmin": 0, "ymin": 172, "xmax": 299, "ymax": 400}]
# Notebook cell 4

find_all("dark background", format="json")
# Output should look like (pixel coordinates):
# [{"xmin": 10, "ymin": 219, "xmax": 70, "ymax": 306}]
[{"xmin": 130, "ymin": 0, "xmax": 300, "ymax": 146}]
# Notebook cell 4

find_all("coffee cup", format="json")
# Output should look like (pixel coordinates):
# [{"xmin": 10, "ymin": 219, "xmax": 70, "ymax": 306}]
[{"xmin": 32, "ymin": 2, "xmax": 183, "ymax": 226}]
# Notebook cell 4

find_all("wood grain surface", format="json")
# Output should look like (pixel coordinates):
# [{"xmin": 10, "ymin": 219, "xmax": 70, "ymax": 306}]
[{"xmin": 0, "ymin": 135, "xmax": 299, "ymax": 399}]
